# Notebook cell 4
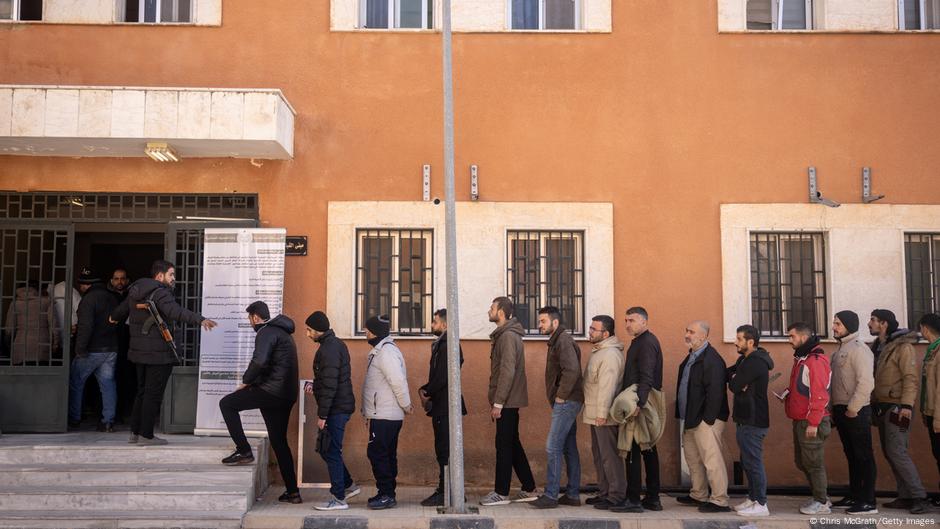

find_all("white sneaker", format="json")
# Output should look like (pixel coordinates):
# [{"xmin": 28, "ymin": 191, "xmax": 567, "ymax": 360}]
[
  {"xmin": 345, "ymin": 484, "xmax": 361, "ymax": 499},
  {"xmin": 738, "ymin": 502, "xmax": 770, "ymax": 517},
  {"xmin": 800, "ymin": 500, "xmax": 831, "ymax": 515},
  {"xmin": 734, "ymin": 499, "xmax": 755, "ymax": 512},
  {"xmin": 314, "ymin": 497, "xmax": 349, "ymax": 511},
  {"xmin": 480, "ymin": 491, "xmax": 510, "ymax": 506},
  {"xmin": 510, "ymin": 489, "xmax": 539, "ymax": 503}
]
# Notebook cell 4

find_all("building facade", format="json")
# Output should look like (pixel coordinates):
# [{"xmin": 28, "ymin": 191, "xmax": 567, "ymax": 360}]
[{"xmin": 2, "ymin": 0, "xmax": 940, "ymax": 492}]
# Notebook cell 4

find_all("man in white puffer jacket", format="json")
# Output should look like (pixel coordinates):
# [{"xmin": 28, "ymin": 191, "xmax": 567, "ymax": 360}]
[{"xmin": 361, "ymin": 315, "xmax": 412, "ymax": 510}]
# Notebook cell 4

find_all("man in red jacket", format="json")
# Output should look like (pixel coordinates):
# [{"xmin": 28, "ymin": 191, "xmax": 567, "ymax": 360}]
[{"xmin": 784, "ymin": 322, "xmax": 832, "ymax": 516}]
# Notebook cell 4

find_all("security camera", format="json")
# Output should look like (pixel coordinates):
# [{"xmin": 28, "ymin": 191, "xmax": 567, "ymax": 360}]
[{"xmin": 433, "ymin": 198, "xmax": 441, "ymax": 205}]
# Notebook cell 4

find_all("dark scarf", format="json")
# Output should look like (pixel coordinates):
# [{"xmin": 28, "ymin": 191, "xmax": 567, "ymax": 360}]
[{"xmin": 794, "ymin": 335, "xmax": 821, "ymax": 358}]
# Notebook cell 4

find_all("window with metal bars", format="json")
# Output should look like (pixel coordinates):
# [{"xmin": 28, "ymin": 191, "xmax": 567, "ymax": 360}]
[
  {"xmin": 507, "ymin": 230, "xmax": 585, "ymax": 335},
  {"xmin": 355, "ymin": 228, "xmax": 434, "ymax": 336},
  {"xmin": 750, "ymin": 232, "xmax": 828, "ymax": 337},
  {"xmin": 904, "ymin": 233, "xmax": 940, "ymax": 330}
]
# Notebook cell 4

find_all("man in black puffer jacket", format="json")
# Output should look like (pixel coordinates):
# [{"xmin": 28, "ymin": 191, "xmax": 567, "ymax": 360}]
[
  {"xmin": 219, "ymin": 301, "xmax": 301, "ymax": 504},
  {"xmin": 111, "ymin": 260, "xmax": 216, "ymax": 446}
]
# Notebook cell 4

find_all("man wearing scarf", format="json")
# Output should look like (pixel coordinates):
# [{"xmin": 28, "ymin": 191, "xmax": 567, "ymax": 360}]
[{"xmin": 918, "ymin": 313, "xmax": 940, "ymax": 508}]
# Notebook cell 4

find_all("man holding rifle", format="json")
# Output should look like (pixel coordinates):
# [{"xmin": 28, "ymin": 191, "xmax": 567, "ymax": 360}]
[{"xmin": 111, "ymin": 260, "xmax": 216, "ymax": 446}]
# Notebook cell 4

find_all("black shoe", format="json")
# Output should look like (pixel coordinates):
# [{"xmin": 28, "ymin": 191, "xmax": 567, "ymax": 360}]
[
  {"xmin": 221, "ymin": 450, "xmax": 254, "ymax": 466},
  {"xmin": 420, "ymin": 491, "xmax": 445, "ymax": 507},
  {"xmin": 368, "ymin": 495, "xmax": 397, "ymax": 510},
  {"xmin": 884, "ymin": 498, "xmax": 914, "ymax": 510},
  {"xmin": 932, "ymin": 495, "xmax": 940, "ymax": 508},
  {"xmin": 610, "ymin": 500, "xmax": 644, "ymax": 513},
  {"xmin": 676, "ymin": 495, "xmax": 704, "ymax": 506},
  {"xmin": 592, "ymin": 499, "xmax": 613, "ymax": 510},
  {"xmin": 698, "ymin": 502, "xmax": 732, "ymax": 513},
  {"xmin": 96, "ymin": 422, "xmax": 114, "ymax": 433},
  {"xmin": 68, "ymin": 419, "xmax": 81, "ymax": 429},
  {"xmin": 278, "ymin": 491, "xmax": 302, "ymax": 504},
  {"xmin": 585, "ymin": 496, "xmax": 606, "ymax": 505},
  {"xmin": 910, "ymin": 498, "xmax": 931, "ymax": 515},
  {"xmin": 847, "ymin": 503, "xmax": 878, "ymax": 515},
  {"xmin": 832, "ymin": 497, "xmax": 856, "ymax": 508},
  {"xmin": 558, "ymin": 495, "xmax": 581, "ymax": 507},
  {"xmin": 529, "ymin": 495, "xmax": 558, "ymax": 509},
  {"xmin": 642, "ymin": 498, "xmax": 663, "ymax": 511}
]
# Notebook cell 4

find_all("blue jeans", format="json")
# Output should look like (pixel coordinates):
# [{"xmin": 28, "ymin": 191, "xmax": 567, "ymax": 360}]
[
  {"xmin": 735, "ymin": 424, "xmax": 768, "ymax": 504},
  {"xmin": 544, "ymin": 400, "xmax": 582, "ymax": 500},
  {"xmin": 320, "ymin": 413, "xmax": 354, "ymax": 500},
  {"xmin": 68, "ymin": 351, "xmax": 117, "ymax": 423}
]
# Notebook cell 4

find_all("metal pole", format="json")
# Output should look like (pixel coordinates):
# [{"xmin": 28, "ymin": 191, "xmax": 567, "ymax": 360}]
[{"xmin": 441, "ymin": 0, "xmax": 467, "ymax": 514}]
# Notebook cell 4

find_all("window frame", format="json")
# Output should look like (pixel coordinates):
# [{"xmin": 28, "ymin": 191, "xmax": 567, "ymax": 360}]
[
  {"xmin": 899, "ymin": 0, "xmax": 939, "ymax": 30},
  {"xmin": 354, "ymin": 227, "xmax": 434, "ymax": 337},
  {"xmin": 123, "ymin": 0, "xmax": 193, "ymax": 24},
  {"xmin": 903, "ymin": 233, "xmax": 940, "ymax": 330},
  {"xmin": 748, "ymin": 231, "xmax": 829, "ymax": 338},
  {"xmin": 359, "ymin": 0, "xmax": 433, "ymax": 30},
  {"xmin": 0, "ymin": 0, "xmax": 41, "ymax": 21},
  {"xmin": 508, "ymin": 0, "xmax": 582, "ymax": 31},
  {"xmin": 506, "ymin": 229, "xmax": 586, "ymax": 336},
  {"xmin": 746, "ymin": 0, "xmax": 814, "ymax": 31}
]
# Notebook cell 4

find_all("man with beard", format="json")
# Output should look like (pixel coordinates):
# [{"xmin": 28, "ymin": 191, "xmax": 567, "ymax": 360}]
[
  {"xmin": 829, "ymin": 311, "xmax": 877, "ymax": 515},
  {"xmin": 783, "ymin": 322, "xmax": 832, "ymax": 515},
  {"xmin": 728, "ymin": 324, "xmax": 773, "ymax": 517},
  {"xmin": 108, "ymin": 268, "xmax": 134, "ymax": 421},
  {"xmin": 418, "ymin": 308, "xmax": 466, "ymax": 507}
]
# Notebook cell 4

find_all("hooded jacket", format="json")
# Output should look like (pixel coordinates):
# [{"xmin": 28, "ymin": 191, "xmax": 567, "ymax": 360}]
[
  {"xmin": 243, "ymin": 315, "xmax": 298, "ymax": 402},
  {"xmin": 312, "ymin": 329, "xmax": 356, "ymax": 418},
  {"xmin": 582, "ymin": 335, "xmax": 625, "ymax": 424},
  {"xmin": 610, "ymin": 384, "xmax": 666, "ymax": 453},
  {"xmin": 419, "ymin": 332, "xmax": 467, "ymax": 418},
  {"xmin": 544, "ymin": 325, "xmax": 584, "ymax": 405},
  {"xmin": 873, "ymin": 329, "xmax": 920, "ymax": 409},
  {"xmin": 111, "ymin": 278, "xmax": 206, "ymax": 365},
  {"xmin": 785, "ymin": 337, "xmax": 831, "ymax": 426},
  {"xmin": 830, "ymin": 331, "xmax": 874, "ymax": 414},
  {"xmin": 728, "ymin": 347, "xmax": 774, "ymax": 428},
  {"xmin": 74, "ymin": 283, "xmax": 119, "ymax": 358},
  {"xmin": 675, "ymin": 343, "xmax": 730, "ymax": 429},
  {"xmin": 5, "ymin": 286, "xmax": 55, "ymax": 365},
  {"xmin": 361, "ymin": 336, "xmax": 411, "ymax": 420},
  {"xmin": 488, "ymin": 318, "xmax": 529, "ymax": 409}
]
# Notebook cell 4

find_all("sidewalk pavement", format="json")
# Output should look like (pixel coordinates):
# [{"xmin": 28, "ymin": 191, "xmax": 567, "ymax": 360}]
[{"xmin": 243, "ymin": 486, "xmax": 938, "ymax": 529}]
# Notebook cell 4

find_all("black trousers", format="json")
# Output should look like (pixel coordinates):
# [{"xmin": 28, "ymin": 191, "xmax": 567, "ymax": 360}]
[
  {"xmin": 432, "ymin": 415, "xmax": 450, "ymax": 493},
  {"xmin": 928, "ymin": 416, "xmax": 940, "ymax": 491},
  {"xmin": 129, "ymin": 363, "xmax": 173, "ymax": 439},
  {"xmin": 833, "ymin": 405, "xmax": 876, "ymax": 504},
  {"xmin": 368, "ymin": 419, "xmax": 403, "ymax": 498},
  {"xmin": 626, "ymin": 441, "xmax": 660, "ymax": 503},
  {"xmin": 219, "ymin": 386, "xmax": 298, "ymax": 494},
  {"xmin": 494, "ymin": 408, "xmax": 536, "ymax": 496}
]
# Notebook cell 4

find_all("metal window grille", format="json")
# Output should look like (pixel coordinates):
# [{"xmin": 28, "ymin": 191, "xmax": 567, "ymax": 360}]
[
  {"xmin": 355, "ymin": 228, "xmax": 434, "ymax": 336},
  {"xmin": 750, "ymin": 232, "xmax": 828, "ymax": 337},
  {"xmin": 507, "ymin": 230, "xmax": 585, "ymax": 335},
  {"xmin": 904, "ymin": 233, "xmax": 940, "ymax": 329},
  {"xmin": 0, "ymin": 192, "xmax": 257, "ymax": 222},
  {"xmin": 171, "ymin": 229, "xmax": 205, "ymax": 366}
]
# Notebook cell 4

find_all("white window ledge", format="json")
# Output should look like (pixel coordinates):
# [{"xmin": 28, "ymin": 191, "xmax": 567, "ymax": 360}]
[{"xmin": 0, "ymin": 0, "xmax": 221, "ymax": 26}]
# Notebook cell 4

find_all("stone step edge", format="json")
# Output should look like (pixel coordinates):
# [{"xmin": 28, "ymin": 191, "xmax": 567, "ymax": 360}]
[
  {"xmin": 0, "ymin": 485, "xmax": 251, "ymax": 494},
  {"xmin": 0, "ymin": 463, "xmax": 255, "ymax": 472},
  {"xmin": 0, "ymin": 510, "xmax": 246, "ymax": 520}
]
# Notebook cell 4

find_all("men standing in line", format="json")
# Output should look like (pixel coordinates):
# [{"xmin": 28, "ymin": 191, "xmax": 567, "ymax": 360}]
[
  {"xmin": 418, "ymin": 308, "xmax": 467, "ymax": 507},
  {"xmin": 218, "ymin": 302, "xmax": 300, "ymax": 504},
  {"xmin": 728, "ymin": 324, "xmax": 773, "ymax": 517},
  {"xmin": 675, "ymin": 321, "xmax": 731, "ymax": 513},
  {"xmin": 917, "ymin": 313, "xmax": 940, "ymax": 507},
  {"xmin": 305, "ymin": 311, "xmax": 359, "ymax": 511},
  {"xmin": 111, "ymin": 260, "xmax": 217, "ymax": 446},
  {"xmin": 69, "ymin": 267, "xmax": 119, "ymax": 431},
  {"xmin": 869, "ymin": 309, "xmax": 930, "ymax": 514},
  {"xmin": 784, "ymin": 322, "xmax": 832, "ymax": 515},
  {"xmin": 829, "ymin": 311, "xmax": 877, "ymax": 515},
  {"xmin": 481, "ymin": 297, "xmax": 538, "ymax": 506},
  {"xmin": 615, "ymin": 306, "xmax": 663, "ymax": 513},
  {"xmin": 361, "ymin": 315, "xmax": 412, "ymax": 510},
  {"xmin": 583, "ymin": 315, "xmax": 626, "ymax": 510},
  {"xmin": 531, "ymin": 306, "xmax": 584, "ymax": 509}
]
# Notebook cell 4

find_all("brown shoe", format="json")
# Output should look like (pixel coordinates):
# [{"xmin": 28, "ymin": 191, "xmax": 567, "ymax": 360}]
[{"xmin": 558, "ymin": 495, "xmax": 581, "ymax": 507}]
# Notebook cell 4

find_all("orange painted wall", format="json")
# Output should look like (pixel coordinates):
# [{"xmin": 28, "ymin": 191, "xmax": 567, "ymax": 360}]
[{"xmin": 2, "ymin": 1, "xmax": 940, "ymax": 491}]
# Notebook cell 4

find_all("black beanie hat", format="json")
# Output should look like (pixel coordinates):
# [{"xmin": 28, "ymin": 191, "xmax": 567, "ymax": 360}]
[
  {"xmin": 305, "ymin": 311, "xmax": 330, "ymax": 332},
  {"xmin": 77, "ymin": 266, "xmax": 101, "ymax": 285},
  {"xmin": 366, "ymin": 314, "xmax": 390, "ymax": 338},
  {"xmin": 835, "ymin": 310, "xmax": 859, "ymax": 334},
  {"xmin": 871, "ymin": 309, "xmax": 899, "ymax": 333}
]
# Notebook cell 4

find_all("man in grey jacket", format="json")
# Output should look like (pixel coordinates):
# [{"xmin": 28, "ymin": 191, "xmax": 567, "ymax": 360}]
[
  {"xmin": 481, "ymin": 297, "xmax": 537, "ymax": 506},
  {"xmin": 361, "ymin": 315, "xmax": 412, "ymax": 510}
]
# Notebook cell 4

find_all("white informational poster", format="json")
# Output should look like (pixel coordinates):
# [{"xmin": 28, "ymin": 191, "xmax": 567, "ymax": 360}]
[{"xmin": 194, "ymin": 228, "xmax": 287, "ymax": 436}]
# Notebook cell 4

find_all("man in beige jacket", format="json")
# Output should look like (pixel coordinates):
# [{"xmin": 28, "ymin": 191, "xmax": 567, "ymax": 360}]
[
  {"xmin": 829, "ymin": 311, "xmax": 877, "ymax": 515},
  {"xmin": 583, "ymin": 315, "xmax": 626, "ymax": 510}
]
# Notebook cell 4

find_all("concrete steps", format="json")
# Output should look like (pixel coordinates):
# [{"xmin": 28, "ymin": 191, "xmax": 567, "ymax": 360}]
[{"xmin": 0, "ymin": 433, "xmax": 268, "ymax": 529}]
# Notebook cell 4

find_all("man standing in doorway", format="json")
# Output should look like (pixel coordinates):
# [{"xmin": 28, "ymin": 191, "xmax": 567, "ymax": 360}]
[
  {"xmin": 108, "ymin": 268, "xmax": 134, "ymax": 421},
  {"xmin": 869, "ymin": 309, "xmax": 930, "ymax": 514},
  {"xmin": 830, "ymin": 311, "xmax": 877, "ymax": 515},
  {"xmin": 784, "ymin": 322, "xmax": 832, "ymax": 516},
  {"xmin": 614, "ymin": 306, "xmax": 663, "ymax": 513},
  {"xmin": 480, "ymin": 296, "xmax": 537, "ymax": 506},
  {"xmin": 418, "ymin": 308, "xmax": 467, "ymax": 507},
  {"xmin": 531, "ymin": 306, "xmax": 584, "ymax": 509},
  {"xmin": 111, "ymin": 259, "xmax": 216, "ymax": 446},
  {"xmin": 305, "ymin": 311, "xmax": 359, "ymax": 511},
  {"xmin": 675, "ymin": 321, "xmax": 731, "ymax": 513},
  {"xmin": 69, "ymin": 267, "xmax": 119, "ymax": 431}
]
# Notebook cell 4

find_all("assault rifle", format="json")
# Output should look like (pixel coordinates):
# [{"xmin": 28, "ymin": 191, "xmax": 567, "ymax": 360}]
[{"xmin": 137, "ymin": 298, "xmax": 182, "ymax": 364}]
